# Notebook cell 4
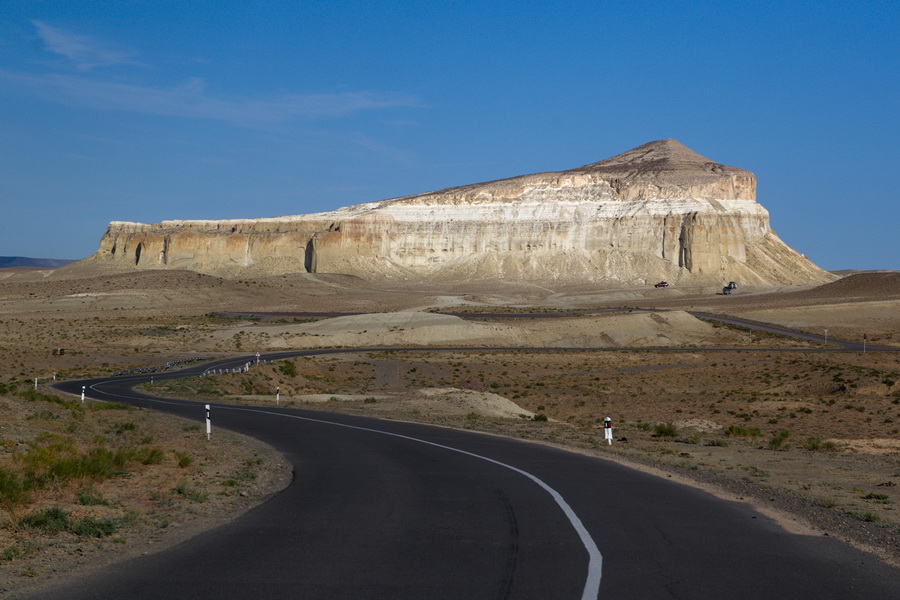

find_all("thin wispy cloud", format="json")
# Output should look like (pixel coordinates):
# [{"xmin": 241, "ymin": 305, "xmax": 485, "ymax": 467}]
[
  {"xmin": 0, "ymin": 69, "xmax": 421, "ymax": 126},
  {"xmin": 31, "ymin": 20, "xmax": 141, "ymax": 69},
  {"xmin": 4, "ymin": 22, "xmax": 422, "ymax": 128}
]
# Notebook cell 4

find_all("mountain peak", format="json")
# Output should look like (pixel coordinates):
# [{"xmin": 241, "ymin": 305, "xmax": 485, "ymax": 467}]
[{"xmin": 571, "ymin": 138, "xmax": 748, "ymax": 180}]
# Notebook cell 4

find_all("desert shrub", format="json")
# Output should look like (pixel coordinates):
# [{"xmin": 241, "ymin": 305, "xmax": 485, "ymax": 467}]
[
  {"xmin": 19, "ymin": 389, "xmax": 82, "ymax": 412},
  {"xmin": 28, "ymin": 410, "xmax": 59, "ymax": 421},
  {"xmin": 174, "ymin": 451, "xmax": 193, "ymax": 468},
  {"xmin": 705, "ymin": 439, "xmax": 729, "ymax": 447},
  {"xmin": 1, "ymin": 542, "xmax": 39, "ymax": 562},
  {"xmin": 71, "ymin": 516, "xmax": 117, "ymax": 538},
  {"xmin": 278, "ymin": 360, "xmax": 298, "ymax": 378},
  {"xmin": 90, "ymin": 401, "xmax": 133, "ymax": 411},
  {"xmin": 653, "ymin": 422, "xmax": 679, "ymax": 438},
  {"xmin": 21, "ymin": 507, "xmax": 71, "ymax": 534},
  {"xmin": 724, "ymin": 425, "xmax": 761, "ymax": 437},
  {"xmin": 173, "ymin": 482, "xmax": 208, "ymax": 503},
  {"xmin": 113, "ymin": 421, "xmax": 138, "ymax": 436},
  {"xmin": 802, "ymin": 437, "xmax": 837, "ymax": 452},
  {"xmin": 0, "ymin": 468, "xmax": 30, "ymax": 508},
  {"xmin": 768, "ymin": 429, "xmax": 791, "ymax": 451},
  {"xmin": 134, "ymin": 447, "xmax": 165, "ymax": 465},
  {"xmin": 863, "ymin": 492, "xmax": 890, "ymax": 503},
  {"xmin": 76, "ymin": 488, "xmax": 110, "ymax": 506},
  {"xmin": 532, "ymin": 413, "xmax": 548, "ymax": 422},
  {"xmin": 21, "ymin": 446, "xmax": 132, "ymax": 485},
  {"xmin": 849, "ymin": 511, "xmax": 880, "ymax": 522}
]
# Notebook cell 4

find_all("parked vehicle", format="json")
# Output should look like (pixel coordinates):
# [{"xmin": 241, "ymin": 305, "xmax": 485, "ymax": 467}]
[{"xmin": 654, "ymin": 281, "xmax": 669, "ymax": 288}]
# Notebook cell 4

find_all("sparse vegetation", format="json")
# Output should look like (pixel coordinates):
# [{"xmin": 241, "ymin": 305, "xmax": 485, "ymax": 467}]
[
  {"xmin": 768, "ymin": 429, "xmax": 791, "ymax": 451},
  {"xmin": 653, "ymin": 422, "xmax": 679, "ymax": 438},
  {"xmin": 1, "ymin": 266, "xmax": 898, "ymax": 591}
]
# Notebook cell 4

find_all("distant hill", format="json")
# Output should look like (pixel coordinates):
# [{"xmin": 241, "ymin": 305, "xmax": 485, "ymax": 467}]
[{"xmin": 0, "ymin": 257, "xmax": 76, "ymax": 269}]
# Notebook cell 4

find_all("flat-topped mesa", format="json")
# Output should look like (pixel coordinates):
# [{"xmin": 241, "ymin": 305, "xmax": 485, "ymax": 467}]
[{"xmin": 87, "ymin": 139, "xmax": 833, "ymax": 285}]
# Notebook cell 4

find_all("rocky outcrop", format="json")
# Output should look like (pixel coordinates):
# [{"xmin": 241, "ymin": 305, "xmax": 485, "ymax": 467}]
[{"xmin": 86, "ymin": 139, "xmax": 833, "ymax": 285}]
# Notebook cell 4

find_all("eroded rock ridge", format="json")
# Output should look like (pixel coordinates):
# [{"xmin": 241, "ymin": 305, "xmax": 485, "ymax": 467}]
[{"xmin": 87, "ymin": 139, "xmax": 831, "ymax": 285}]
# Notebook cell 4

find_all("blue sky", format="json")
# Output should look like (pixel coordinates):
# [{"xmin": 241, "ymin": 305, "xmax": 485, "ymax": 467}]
[{"xmin": 1, "ymin": 1, "xmax": 897, "ymax": 271}]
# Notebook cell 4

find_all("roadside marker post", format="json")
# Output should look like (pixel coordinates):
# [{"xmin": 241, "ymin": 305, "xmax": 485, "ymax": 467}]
[
  {"xmin": 824, "ymin": 328, "xmax": 828, "ymax": 347},
  {"xmin": 276, "ymin": 387, "xmax": 280, "ymax": 405},
  {"xmin": 81, "ymin": 385, "xmax": 85, "ymax": 403},
  {"xmin": 863, "ymin": 334, "xmax": 867, "ymax": 353},
  {"xmin": 206, "ymin": 404, "xmax": 211, "ymax": 440},
  {"xmin": 34, "ymin": 378, "xmax": 38, "ymax": 391},
  {"xmin": 604, "ymin": 417, "xmax": 613, "ymax": 445}
]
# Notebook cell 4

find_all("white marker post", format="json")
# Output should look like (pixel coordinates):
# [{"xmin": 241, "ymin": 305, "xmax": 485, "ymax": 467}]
[
  {"xmin": 824, "ymin": 328, "xmax": 828, "ymax": 347},
  {"xmin": 604, "ymin": 417, "xmax": 613, "ymax": 445},
  {"xmin": 205, "ymin": 404, "xmax": 211, "ymax": 440},
  {"xmin": 34, "ymin": 378, "xmax": 38, "ymax": 391},
  {"xmin": 81, "ymin": 385, "xmax": 85, "ymax": 403},
  {"xmin": 276, "ymin": 387, "xmax": 280, "ymax": 405},
  {"xmin": 256, "ymin": 352, "xmax": 261, "ymax": 364},
  {"xmin": 863, "ymin": 333, "xmax": 867, "ymax": 353}
]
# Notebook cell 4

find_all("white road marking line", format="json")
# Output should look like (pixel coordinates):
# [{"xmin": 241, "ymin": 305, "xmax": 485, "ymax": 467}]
[{"xmin": 87, "ymin": 384, "xmax": 604, "ymax": 599}]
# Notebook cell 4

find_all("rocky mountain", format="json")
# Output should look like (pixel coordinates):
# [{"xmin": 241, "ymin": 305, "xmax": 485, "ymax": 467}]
[{"xmin": 83, "ymin": 139, "xmax": 833, "ymax": 285}]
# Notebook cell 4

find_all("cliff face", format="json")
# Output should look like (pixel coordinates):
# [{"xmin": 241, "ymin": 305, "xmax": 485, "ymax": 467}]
[{"xmin": 88, "ymin": 139, "xmax": 832, "ymax": 285}]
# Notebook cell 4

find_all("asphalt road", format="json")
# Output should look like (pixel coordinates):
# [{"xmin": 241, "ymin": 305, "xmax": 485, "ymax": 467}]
[{"xmin": 38, "ymin": 355, "xmax": 900, "ymax": 600}]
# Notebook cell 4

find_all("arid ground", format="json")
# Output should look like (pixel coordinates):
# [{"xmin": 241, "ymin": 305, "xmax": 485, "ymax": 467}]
[{"xmin": 0, "ymin": 266, "xmax": 898, "ymax": 595}]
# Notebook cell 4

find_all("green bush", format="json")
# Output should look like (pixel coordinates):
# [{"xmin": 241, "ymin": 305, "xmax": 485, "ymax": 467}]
[
  {"xmin": 21, "ymin": 507, "xmax": 70, "ymax": 534},
  {"xmin": 21, "ymin": 446, "xmax": 131, "ymax": 485},
  {"xmin": 90, "ymin": 401, "xmax": 133, "ymax": 411},
  {"xmin": 173, "ymin": 482, "xmax": 208, "ymax": 503},
  {"xmin": 802, "ymin": 437, "xmax": 837, "ymax": 451},
  {"xmin": 532, "ymin": 413, "xmax": 548, "ymax": 422},
  {"xmin": 174, "ymin": 451, "xmax": 193, "ymax": 468},
  {"xmin": 71, "ymin": 516, "xmax": 117, "ymax": 538},
  {"xmin": 768, "ymin": 429, "xmax": 791, "ymax": 451},
  {"xmin": 278, "ymin": 360, "xmax": 298, "ymax": 378},
  {"xmin": 19, "ymin": 389, "xmax": 82, "ymax": 412},
  {"xmin": 0, "ymin": 468, "xmax": 30, "ymax": 508},
  {"xmin": 849, "ymin": 511, "xmax": 880, "ymax": 522},
  {"xmin": 653, "ymin": 422, "xmax": 679, "ymax": 438},
  {"xmin": 76, "ymin": 488, "xmax": 110, "ymax": 506},
  {"xmin": 134, "ymin": 447, "xmax": 165, "ymax": 465},
  {"xmin": 724, "ymin": 425, "xmax": 761, "ymax": 437},
  {"xmin": 863, "ymin": 492, "xmax": 890, "ymax": 503}
]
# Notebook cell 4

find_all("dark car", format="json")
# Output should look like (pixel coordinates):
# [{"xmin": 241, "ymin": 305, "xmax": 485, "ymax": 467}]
[{"xmin": 654, "ymin": 281, "xmax": 669, "ymax": 288}]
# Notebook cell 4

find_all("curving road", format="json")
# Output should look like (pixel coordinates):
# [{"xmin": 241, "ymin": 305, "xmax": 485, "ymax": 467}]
[{"xmin": 35, "ymin": 353, "xmax": 900, "ymax": 600}]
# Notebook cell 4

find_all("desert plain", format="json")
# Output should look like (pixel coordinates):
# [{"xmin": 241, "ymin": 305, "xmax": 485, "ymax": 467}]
[{"xmin": 0, "ymin": 265, "xmax": 898, "ymax": 595}]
